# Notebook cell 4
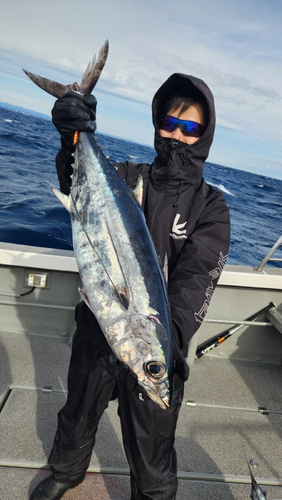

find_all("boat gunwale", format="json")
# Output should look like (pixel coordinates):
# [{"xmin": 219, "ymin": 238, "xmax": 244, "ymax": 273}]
[{"xmin": 0, "ymin": 242, "xmax": 281, "ymax": 289}]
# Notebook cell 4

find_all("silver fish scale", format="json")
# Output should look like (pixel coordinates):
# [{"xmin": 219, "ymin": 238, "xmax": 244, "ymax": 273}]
[{"xmin": 69, "ymin": 132, "xmax": 173, "ymax": 409}]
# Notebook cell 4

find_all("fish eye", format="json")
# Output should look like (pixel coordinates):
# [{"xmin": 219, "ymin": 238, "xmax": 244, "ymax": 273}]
[{"xmin": 145, "ymin": 361, "xmax": 166, "ymax": 380}]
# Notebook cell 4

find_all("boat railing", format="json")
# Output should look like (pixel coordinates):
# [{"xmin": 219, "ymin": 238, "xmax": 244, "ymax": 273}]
[{"xmin": 255, "ymin": 235, "xmax": 282, "ymax": 272}]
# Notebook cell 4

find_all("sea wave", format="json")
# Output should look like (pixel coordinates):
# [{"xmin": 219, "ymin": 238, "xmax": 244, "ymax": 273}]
[
  {"xmin": 206, "ymin": 181, "xmax": 235, "ymax": 197},
  {"xmin": 252, "ymin": 183, "xmax": 275, "ymax": 191},
  {"xmin": 0, "ymin": 106, "xmax": 281, "ymax": 268}
]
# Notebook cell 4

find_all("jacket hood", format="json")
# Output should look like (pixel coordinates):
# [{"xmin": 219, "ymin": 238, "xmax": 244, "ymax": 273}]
[{"xmin": 151, "ymin": 73, "xmax": 216, "ymax": 190}]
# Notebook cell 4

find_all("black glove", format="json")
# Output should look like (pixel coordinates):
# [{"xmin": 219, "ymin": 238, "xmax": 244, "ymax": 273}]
[
  {"xmin": 52, "ymin": 91, "xmax": 97, "ymax": 149},
  {"xmin": 173, "ymin": 339, "xmax": 189, "ymax": 382},
  {"xmin": 52, "ymin": 92, "xmax": 97, "ymax": 194},
  {"xmin": 107, "ymin": 353, "xmax": 148, "ymax": 402},
  {"xmin": 55, "ymin": 142, "xmax": 75, "ymax": 195}
]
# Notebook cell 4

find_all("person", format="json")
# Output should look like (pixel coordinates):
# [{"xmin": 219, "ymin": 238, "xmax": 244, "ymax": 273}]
[{"xmin": 30, "ymin": 73, "xmax": 230, "ymax": 500}]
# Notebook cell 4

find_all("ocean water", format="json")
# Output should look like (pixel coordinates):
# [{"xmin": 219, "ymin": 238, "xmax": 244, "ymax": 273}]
[{"xmin": 0, "ymin": 106, "xmax": 281, "ymax": 268}]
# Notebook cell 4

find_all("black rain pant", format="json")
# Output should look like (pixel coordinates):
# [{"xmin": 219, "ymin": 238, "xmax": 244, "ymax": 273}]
[{"xmin": 48, "ymin": 327, "xmax": 184, "ymax": 500}]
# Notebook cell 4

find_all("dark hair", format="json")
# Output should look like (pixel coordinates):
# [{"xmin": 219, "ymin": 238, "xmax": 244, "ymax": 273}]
[{"xmin": 157, "ymin": 88, "xmax": 208, "ymax": 129}]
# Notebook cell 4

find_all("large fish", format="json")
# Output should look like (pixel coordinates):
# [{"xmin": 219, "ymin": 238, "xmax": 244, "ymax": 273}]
[{"xmin": 23, "ymin": 41, "xmax": 173, "ymax": 409}]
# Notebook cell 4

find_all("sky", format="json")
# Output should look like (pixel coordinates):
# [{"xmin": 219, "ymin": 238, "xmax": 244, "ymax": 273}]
[{"xmin": 0, "ymin": 0, "xmax": 282, "ymax": 179}]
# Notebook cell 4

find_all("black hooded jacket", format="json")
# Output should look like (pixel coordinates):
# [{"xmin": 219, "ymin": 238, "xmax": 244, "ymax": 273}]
[
  {"xmin": 77, "ymin": 73, "xmax": 230, "ymax": 358},
  {"xmin": 113, "ymin": 73, "xmax": 230, "ymax": 356}
]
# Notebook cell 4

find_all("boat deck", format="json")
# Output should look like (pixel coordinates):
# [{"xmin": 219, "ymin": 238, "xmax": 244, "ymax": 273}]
[{"xmin": 1, "ymin": 334, "xmax": 282, "ymax": 499}]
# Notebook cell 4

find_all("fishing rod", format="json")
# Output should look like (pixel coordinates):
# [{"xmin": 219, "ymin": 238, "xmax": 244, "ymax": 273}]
[{"xmin": 196, "ymin": 302, "xmax": 276, "ymax": 359}]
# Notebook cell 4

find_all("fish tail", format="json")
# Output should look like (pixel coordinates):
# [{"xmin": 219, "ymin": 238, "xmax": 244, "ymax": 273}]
[
  {"xmin": 22, "ymin": 40, "xmax": 109, "ymax": 98},
  {"xmin": 79, "ymin": 40, "xmax": 109, "ymax": 94}
]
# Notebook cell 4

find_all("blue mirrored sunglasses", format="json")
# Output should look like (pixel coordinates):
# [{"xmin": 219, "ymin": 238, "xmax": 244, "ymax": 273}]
[{"xmin": 161, "ymin": 115, "xmax": 205, "ymax": 137}]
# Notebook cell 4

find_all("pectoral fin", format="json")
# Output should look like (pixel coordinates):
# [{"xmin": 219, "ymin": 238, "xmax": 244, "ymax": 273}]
[
  {"xmin": 132, "ymin": 175, "xmax": 143, "ymax": 206},
  {"xmin": 78, "ymin": 288, "xmax": 91, "ymax": 309},
  {"xmin": 71, "ymin": 197, "xmax": 130, "ymax": 311},
  {"xmin": 104, "ymin": 215, "xmax": 131, "ymax": 309}
]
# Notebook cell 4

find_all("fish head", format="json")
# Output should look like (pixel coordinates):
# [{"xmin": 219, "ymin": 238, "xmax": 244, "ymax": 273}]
[
  {"xmin": 108, "ymin": 313, "xmax": 173, "ymax": 410},
  {"xmin": 138, "ymin": 316, "xmax": 172, "ymax": 410},
  {"xmin": 140, "ymin": 358, "xmax": 171, "ymax": 410}
]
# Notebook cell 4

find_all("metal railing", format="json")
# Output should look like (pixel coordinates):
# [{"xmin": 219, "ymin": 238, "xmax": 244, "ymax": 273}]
[{"xmin": 256, "ymin": 235, "xmax": 282, "ymax": 271}]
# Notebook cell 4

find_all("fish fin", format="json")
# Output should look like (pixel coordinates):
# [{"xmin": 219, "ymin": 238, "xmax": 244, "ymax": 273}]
[
  {"xmin": 117, "ymin": 288, "xmax": 130, "ymax": 310},
  {"xmin": 78, "ymin": 288, "xmax": 91, "ymax": 309},
  {"xmin": 22, "ymin": 69, "xmax": 80, "ymax": 98},
  {"xmin": 163, "ymin": 253, "xmax": 168, "ymax": 285},
  {"xmin": 79, "ymin": 40, "xmax": 109, "ymax": 94},
  {"xmin": 103, "ymin": 213, "xmax": 131, "ymax": 309},
  {"xmin": 71, "ymin": 195, "xmax": 130, "ymax": 311},
  {"xmin": 132, "ymin": 175, "xmax": 143, "ymax": 206},
  {"xmin": 23, "ymin": 40, "xmax": 109, "ymax": 97},
  {"xmin": 51, "ymin": 186, "xmax": 71, "ymax": 212}
]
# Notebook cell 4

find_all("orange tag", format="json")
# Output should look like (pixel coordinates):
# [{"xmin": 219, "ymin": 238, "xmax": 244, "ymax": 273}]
[{"xmin": 73, "ymin": 130, "xmax": 79, "ymax": 145}]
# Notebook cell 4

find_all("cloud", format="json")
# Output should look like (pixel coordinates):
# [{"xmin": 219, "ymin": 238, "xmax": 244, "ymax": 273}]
[
  {"xmin": 0, "ymin": 0, "xmax": 282, "ymax": 177},
  {"xmin": 215, "ymin": 118, "xmax": 242, "ymax": 131}
]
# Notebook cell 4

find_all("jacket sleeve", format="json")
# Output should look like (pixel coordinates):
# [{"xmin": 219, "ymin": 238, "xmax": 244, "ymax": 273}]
[
  {"xmin": 168, "ymin": 191, "xmax": 230, "ymax": 357},
  {"xmin": 113, "ymin": 161, "xmax": 150, "ymax": 188}
]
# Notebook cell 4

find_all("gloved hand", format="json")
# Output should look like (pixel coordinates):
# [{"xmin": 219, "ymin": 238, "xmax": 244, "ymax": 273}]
[
  {"xmin": 52, "ymin": 91, "xmax": 97, "ymax": 194},
  {"xmin": 107, "ymin": 353, "xmax": 148, "ymax": 402},
  {"xmin": 173, "ymin": 339, "xmax": 189, "ymax": 382},
  {"xmin": 52, "ymin": 91, "xmax": 97, "ymax": 149},
  {"xmin": 55, "ymin": 143, "xmax": 75, "ymax": 195}
]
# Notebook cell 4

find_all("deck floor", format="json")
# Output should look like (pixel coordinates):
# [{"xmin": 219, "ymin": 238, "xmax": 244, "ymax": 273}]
[{"xmin": 1, "ymin": 334, "xmax": 282, "ymax": 499}]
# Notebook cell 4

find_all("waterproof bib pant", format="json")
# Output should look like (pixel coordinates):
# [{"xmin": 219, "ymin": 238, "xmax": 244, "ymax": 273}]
[{"xmin": 48, "ymin": 326, "xmax": 184, "ymax": 500}]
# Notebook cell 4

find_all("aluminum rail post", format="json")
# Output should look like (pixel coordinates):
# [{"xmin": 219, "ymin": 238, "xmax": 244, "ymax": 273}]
[{"xmin": 256, "ymin": 235, "xmax": 282, "ymax": 271}]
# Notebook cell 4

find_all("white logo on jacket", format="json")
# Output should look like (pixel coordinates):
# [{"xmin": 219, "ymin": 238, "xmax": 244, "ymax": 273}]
[
  {"xmin": 194, "ymin": 253, "xmax": 228, "ymax": 324},
  {"xmin": 170, "ymin": 213, "xmax": 187, "ymax": 240}
]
